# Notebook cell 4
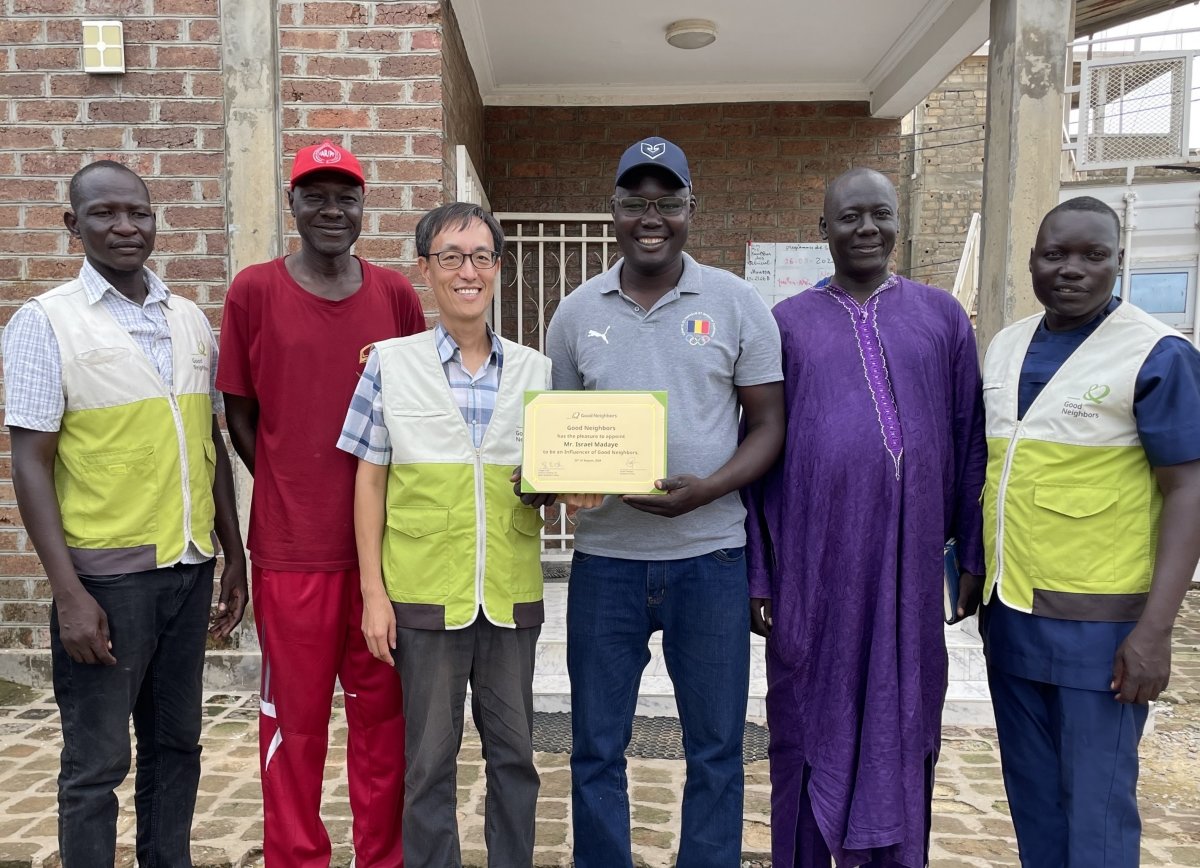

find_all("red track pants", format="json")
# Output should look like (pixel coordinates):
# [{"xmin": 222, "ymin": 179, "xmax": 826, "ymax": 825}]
[{"xmin": 254, "ymin": 566, "xmax": 405, "ymax": 867}]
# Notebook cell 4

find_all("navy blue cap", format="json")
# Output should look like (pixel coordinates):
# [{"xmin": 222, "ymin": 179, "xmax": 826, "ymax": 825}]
[{"xmin": 615, "ymin": 136, "xmax": 691, "ymax": 189}]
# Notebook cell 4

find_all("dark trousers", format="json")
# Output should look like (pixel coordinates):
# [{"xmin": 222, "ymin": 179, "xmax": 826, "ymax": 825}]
[
  {"xmin": 395, "ymin": 616, "xmax": 540, "ymax": 868},
  {"xmin": 989, "ymin": 666, "xmax": 1148, "ymax": 868},
  {"xmin": 52, "ymin": 560, "xmax": 214, "ymax": 868}
]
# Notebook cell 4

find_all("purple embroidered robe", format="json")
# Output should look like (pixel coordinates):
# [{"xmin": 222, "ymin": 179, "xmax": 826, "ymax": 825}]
[{"xmin": 745, "ymin": 276, "xmax": 986, "ymax": 867}]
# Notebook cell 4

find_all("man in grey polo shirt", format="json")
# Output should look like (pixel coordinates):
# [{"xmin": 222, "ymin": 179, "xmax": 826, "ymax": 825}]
[{"xmin": 544, "ymin": 136, "xmax": 785, "ymax": 867}]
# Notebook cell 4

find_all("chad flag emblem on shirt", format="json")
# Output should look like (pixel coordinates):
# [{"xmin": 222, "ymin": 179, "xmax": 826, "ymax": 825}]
[{"xmin": 681, "ymin": 312, "xmax": 715, "ymax": 346}]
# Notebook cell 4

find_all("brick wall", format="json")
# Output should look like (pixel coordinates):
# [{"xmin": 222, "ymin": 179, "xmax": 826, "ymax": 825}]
[
  {"xmin": 439, "ymin": 0, "xmax": 484, "ymax": 202},
  {"xmin": 484, "ymin": 102, "xmax": 902, "ymax": 273},
  {"xmin": 903, "ymin": 55, "xmax": 988, "ymax": 291},
  {"xmin": 0, "ymin": 0, "xmax": 228, "ymax": 655},
  {"xmin": 1, "ymin": 1, "xmax": 228, "ymax": 317},
  {"xmin": 279, "ymin": 0, "xmax": 446, "ymax": 305}
]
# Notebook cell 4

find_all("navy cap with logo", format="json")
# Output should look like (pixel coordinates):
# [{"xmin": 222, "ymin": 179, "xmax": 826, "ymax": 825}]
[{"xmin": 615, "ymin": 136, "xmax": 691, "ymax": 190}]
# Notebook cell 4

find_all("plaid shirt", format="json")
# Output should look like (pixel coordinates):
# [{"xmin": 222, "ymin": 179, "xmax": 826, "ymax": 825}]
[
  {"xmin": 2, "ymin": 261, "xmax": 222, "ymax": 432},
  {"xmin": 337, "ymin": 323, "xmax": 504, "ymax": 464},
  {"xmin": 2, "ymin": 261, "xmax": 222, "ymax": 564}
]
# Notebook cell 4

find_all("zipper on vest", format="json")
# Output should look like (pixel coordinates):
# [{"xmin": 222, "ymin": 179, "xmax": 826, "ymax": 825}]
[
  {"xmin": 167, "ymin": 392, "xmax": 195, "ymax": 554},
  {"xmin": 993, "ymin": 422, "xmax": 1023, "ymax": 602},
  {"xmin": 474, "ymin": 447, "xmax": 486, "ymax": 614}
]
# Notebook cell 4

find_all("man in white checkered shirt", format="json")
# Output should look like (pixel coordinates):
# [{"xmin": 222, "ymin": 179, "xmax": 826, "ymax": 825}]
[
  {"xmin": 2, "ymin": 160, "xmax": 245, "ymax": 868},
  {"xmin": 337, "ymin": 202, "xmax": 552, "ymax": 867}
]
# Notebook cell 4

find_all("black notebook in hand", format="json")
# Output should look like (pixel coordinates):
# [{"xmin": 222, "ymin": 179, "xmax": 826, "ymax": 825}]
[{"xmin": 944, "ymin": 539, "xmax": 962, "ymax": 625}]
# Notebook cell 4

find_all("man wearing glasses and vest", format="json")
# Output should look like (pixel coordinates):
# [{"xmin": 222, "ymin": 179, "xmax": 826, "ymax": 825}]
[
  {"xmin": 2, "ymin": 160, "xmax": 246, "ymax": 867},
  {"xmin": 339, "ymin": 202, "xmax": 552, "ymax": 866}
]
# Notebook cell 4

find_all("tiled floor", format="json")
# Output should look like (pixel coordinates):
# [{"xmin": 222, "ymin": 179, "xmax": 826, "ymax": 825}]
[{"xmin": 0, "ymin": 590, "xmax": 1197, "ymax": 866}]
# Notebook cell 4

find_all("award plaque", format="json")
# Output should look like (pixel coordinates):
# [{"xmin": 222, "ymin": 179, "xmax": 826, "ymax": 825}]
[{"xmin": 521, "ymin": 391, "xmax": 667, "ymax": 495}]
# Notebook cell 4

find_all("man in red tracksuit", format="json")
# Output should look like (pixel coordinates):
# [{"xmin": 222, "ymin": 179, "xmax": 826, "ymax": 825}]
[{"xmin": 218, "ymin": 141, "xmax": 425, "ymax": 866}]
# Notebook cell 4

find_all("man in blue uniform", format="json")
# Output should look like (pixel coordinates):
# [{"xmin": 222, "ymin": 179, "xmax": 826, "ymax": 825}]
[{"xmin": 981, "ymin": 196, "xmax": 1200, "ymax": 867}]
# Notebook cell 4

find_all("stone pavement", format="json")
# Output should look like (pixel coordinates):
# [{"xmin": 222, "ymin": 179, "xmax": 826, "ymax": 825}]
[{"xmin": 0, "ymin": 589, "xmax": 1198, "ymax": 867}]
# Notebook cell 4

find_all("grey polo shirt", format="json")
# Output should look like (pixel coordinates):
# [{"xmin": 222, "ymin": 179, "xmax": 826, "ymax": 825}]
[{"xmin": 545, "ymin": 251, "xmax": 783, "ymax": 560}]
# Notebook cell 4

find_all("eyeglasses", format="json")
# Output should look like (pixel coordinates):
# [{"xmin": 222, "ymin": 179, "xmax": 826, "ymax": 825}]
[
  {"xmin": 614, "ymin": 196, "xmax": 689, "ymax": 217},
  {"xmin": 427, "ymin": 249, "xmax": 501, "ymax": 270}
]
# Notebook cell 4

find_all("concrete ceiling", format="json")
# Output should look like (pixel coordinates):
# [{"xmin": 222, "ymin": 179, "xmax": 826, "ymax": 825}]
[
  {"xmin": 452, "ymin": 0, "xmax": 992, "ymax": 118},
  {"xmin": 451, "ymin": 0, "xmax": 1178, "ymax": 117}
]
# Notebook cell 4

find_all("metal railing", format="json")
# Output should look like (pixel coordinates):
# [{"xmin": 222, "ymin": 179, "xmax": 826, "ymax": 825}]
[
  {"xmin": 495, "ymin": 213, "xmax": 617, "ymax": 559},
  {"xmin": 1070, "ymin": 26, "xmax": 1200, "ymax": 59},
  {"xmin": 493, "ymin": 213, "xmax": 617, "ymax": 352}
]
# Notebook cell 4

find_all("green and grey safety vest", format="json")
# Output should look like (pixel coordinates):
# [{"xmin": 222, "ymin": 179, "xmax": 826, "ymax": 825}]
[
  {"xmin": 375, "ymin": 330, "xmax": 551, "ymax": 630},
  {"xmin": 35, "ymin": 279, "xmax": 216, "ymax": 575},
  {"xmin": 982, "ymin": 301, "xmax": 1177, "ymax": 621}
]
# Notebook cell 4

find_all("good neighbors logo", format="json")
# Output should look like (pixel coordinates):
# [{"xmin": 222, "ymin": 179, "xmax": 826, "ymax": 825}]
[{"xmin": 1062, "ymin": 383, "xmax": 1110, "ymax": 419}]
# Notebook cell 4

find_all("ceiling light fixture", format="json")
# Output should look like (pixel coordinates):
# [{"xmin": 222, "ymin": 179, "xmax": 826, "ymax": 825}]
[{"xmin": 665, "ymin": 19, "xmax": 717, "ymax": 50}]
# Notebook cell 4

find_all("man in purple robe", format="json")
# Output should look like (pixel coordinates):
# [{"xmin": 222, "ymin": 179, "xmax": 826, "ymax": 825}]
[{"xmin": 745, "ymin": 167, "xmax": 987, "ymax": 867}]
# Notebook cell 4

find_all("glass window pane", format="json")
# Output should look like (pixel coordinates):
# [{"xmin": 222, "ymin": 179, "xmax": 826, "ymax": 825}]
[{"xmin": 1129, "ymin": 271, "xmax": 1188, "ymax": 314}]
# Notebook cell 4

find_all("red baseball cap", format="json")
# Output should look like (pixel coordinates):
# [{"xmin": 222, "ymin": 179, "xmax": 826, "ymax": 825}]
[{"xmin": 289, "ymin": 140, "xmax": 365, "ymax": 188}]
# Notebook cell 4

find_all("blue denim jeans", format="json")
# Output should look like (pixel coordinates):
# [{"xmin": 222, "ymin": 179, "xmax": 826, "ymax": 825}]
[
  {"xmin": 567, "ymin": 549, "xmax": 750, "ymax": 868},
  {"xmin": 51, "ymin": 560, "xmax": 213, "ymax": 868}
]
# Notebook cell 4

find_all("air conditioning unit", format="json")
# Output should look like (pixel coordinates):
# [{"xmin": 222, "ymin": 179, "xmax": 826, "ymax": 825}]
[{"xmin": 1076, "ymin": 54, "xmax": 1191, "ymax": 170}]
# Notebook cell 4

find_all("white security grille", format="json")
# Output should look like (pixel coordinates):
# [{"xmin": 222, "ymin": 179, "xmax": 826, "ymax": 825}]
[
  {"xmin": 496, "ymin": 213, "xmax": 618, "ymax": 559},
  {"xmin": 1077, "ymin": 54, "xmax": 1191, "ymax": 169}
]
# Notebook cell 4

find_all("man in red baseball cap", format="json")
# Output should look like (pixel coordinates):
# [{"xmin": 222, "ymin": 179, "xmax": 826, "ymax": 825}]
[{"xmin": 218, "ymin": 140, "xmax": 424, "ymax": 867}]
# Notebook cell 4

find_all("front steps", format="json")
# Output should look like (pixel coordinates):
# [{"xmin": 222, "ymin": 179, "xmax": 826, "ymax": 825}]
[
  {"xmin": 0, "ymin": 579, "xmax": 994, "ymax": 727},
  {"xmin": 532, "ymin": 583, "xmax": 994, "ymax": 725}
]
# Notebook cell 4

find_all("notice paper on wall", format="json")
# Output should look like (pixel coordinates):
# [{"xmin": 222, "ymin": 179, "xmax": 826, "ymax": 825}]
[{"xmin": 744, "ymin": 242, "xmax": 834, "ymax": 308}]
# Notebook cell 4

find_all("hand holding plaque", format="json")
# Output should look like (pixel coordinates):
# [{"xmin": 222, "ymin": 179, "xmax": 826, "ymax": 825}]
[{"xmin": 520, "ymin": 391, "xmax": 667, "ymax": 495}]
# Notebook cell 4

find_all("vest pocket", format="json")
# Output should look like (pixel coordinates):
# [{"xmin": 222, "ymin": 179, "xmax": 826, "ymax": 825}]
[
  {"xmin": 202, "ymin": 437, "xmax": 217, "ymax": 482},
  {"xmin": 191, "ymin": 438, "xmax": 217, "ymax": 533},
  {"xmin": 511, "ymin": 506, "xmax": 545, "ymax": 538},
  {"xmin": 508, "ymin": 507, "xmax": 545, "ymax": 597},
  {"xmin": 1030, "ymin": 483, "xmax": 1119, "ymax": 586},
  {"xmin": 385, "ymin": 409, "xmax": 455, "ymax": 463},
  {"xmin": 75, "ymin": 446, "xmax": 159, "ymax": 540},
  {"xmin": 74, "ymin": 347, "xmax": 131, "ymax": 366},
  {"xmin": 386, "ymin": 507, "xmax": 451, "ymax": 598}
]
